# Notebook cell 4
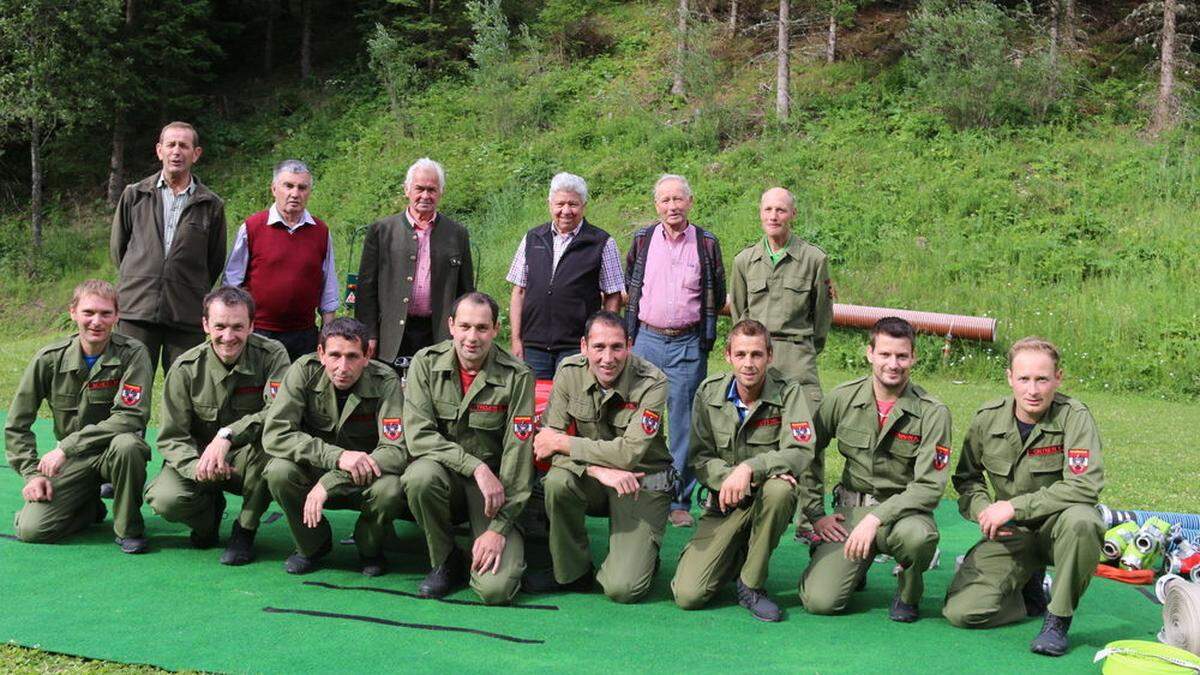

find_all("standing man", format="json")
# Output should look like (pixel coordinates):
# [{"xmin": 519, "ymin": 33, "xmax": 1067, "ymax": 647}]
[
  {"xmin": 730, "ymin": 187, "xmax": 832, "ymax": 407},
  {"xmin": 262, "ymin": 318, "xmax": 408, "ymax": 576},
  {"xmin": 224, "ymin": 160, "xmax": 339, "ymax": 361},
  {"xmin": 798, "ymin": 317, "xmax": 951, "ymax": 623},
  {"xmin": 943, "ymin": 337, "xmax": 1105, "ymax": 657},
  {"xmin": 402, "ymin": 292, "xmax": 534, "ymax": 606},
  {"xmin": 111, "ymin": 121, "xmax": 227, "ymax": 376},
  {"xmin": 525, "ymin": 311, "xmax": 673, "ymax": 604},
  {"xmin": 507, "ymin": 172, "xmax": 624, "ymax": 380},
  {"xmin": 672, "ymin": 319, "xmax": 815, "ymax": 621},
  {"xmin": 145, "ymin": 287, "xmax": 290, "ymax": 566},
  {"xmin": 624, "ymin": 174, "xmax": 726, "ymax": 529},
  {"xmin": 356, "ymin": 158, "xmax": 474, "ymax": 374},
  {"xmin": 5, "ymin": 280, "xmax": 153, "ymax": 553}
]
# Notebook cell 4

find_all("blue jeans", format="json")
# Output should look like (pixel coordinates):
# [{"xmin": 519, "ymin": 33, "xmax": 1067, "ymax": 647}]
[
  {"xmin": 632, "ymin": 328, "xmax": 707, "ymax": 512},
  {"xmin": 524, "ymin": 346, "xmax": 580, "ymax": 381}
]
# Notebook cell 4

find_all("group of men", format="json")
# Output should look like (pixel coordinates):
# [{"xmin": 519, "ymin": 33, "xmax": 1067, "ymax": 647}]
[{"xmin": 4, "ymin": 121, "xmax": 1107, "ymax": 657}]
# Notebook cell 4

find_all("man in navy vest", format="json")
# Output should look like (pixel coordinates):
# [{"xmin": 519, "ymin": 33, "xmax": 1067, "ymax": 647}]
[
  {"xmin": 224, "ymin": 159, "xmax": 339, "ymax": 361},
  {"xmin": 506, "ymin": 173, "xmax": 624, "ymax": 380}
]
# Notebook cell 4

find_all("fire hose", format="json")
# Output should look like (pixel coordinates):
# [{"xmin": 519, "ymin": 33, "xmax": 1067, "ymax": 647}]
[{"xmin": 1157, "ymin": 574, "xmax": 1200, "ymax": 657}]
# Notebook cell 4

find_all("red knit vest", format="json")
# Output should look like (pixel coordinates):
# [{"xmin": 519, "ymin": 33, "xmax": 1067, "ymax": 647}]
[{"xmin": 243, "ymin": 209, "xmax": 329, "ymax": 332}]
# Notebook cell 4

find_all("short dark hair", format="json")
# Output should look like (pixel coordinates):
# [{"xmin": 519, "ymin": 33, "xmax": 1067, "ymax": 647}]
[
  {"xmin": 203, "ymin": 286, "xmax": 255, "ymax": 323},
  {"xmin": 726, "ymin": 319, "xmax": 771, "ymax": 352},
  {"xmin": 868, "ymin": 316, "xmax": 916, "ymax": 349},
  {"xmin": 1008, "ymin": 336, "xmax": 1060, "ymax": 368},
  {"xmin": 583, "ymin": 311, "xmax": 628, "ymax": 343},
  {"xmin": 450, "ymin": 292, "xmax": 499, "ymax": 325},
  {"xmin": 319, "ymin": 317, "xmax": 370, "ymax": 350}
]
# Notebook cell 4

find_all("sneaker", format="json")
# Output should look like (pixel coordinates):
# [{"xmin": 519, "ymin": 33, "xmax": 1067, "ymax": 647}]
[
  {"xmin": 418, "ymin": 549, "xmax": 468, "ymax": 598},
  {"xmin": 888, "ymin": 591, "xmax": 919, "ymax": 623},
  {"xmin": 114, "ymin": 536, "xmax": 148, "ymax": 554},
  {"xmin": 669, "ymin": 509, "xmax": 695, "ymax": 528},
  {"xmin": 99, "ymin": 482, "xmax": 114, "ymax": 499},
  {"xmin": 735, "ymin": 578, "xmax": 783, "ymax": 622},
  {"xmin": 360, "ymin": 555, "xmax": 388, "ymax": 577},
  {"xmin": 1030, "ymin": 613, "xmax": 1072, "ymax": 656},
  {"xmin": 220, "ymin": 521, "xmax": 257, "ymax": 566},
  {"xmin": 522, "ymin": 566, "xmax": 595, "ymax": 594},
  {"xmin": 284, "ymin": 539, "xmax": 332, "ymax": 575},
  {"xmin": 190, "ymin": 493, "xmax": 226, "ymax": 549},
  {"xmin": 1023, "ymin": 569, "xmax": 1049, "ymax": 617}
]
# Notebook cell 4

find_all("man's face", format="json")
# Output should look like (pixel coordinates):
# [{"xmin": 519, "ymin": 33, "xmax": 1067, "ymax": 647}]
[
  {"xmin": 866, "ymin": 334, "xmax": 915, "ymax": 391},
  {"xmin": 202, "ymin": 300, "xmax": 253, "ymax": 366},
  {"xmin": 155, "ymin": 127, "xmax": 201, "ymax": 177},
  {"xmin": 449, "ymin": 300, "xmax": 497, "ymax": 368},
  {"xmin": 725, "ymin": 332, "xmax": 772, "ymax": 392},
  {"xmin": 318, "ymin": 336, "xmax": 371, "ymax": 390},
  {"xmin": 549, "ymin": 190, "xmax": 585, "ymax": 232},
  {"xmin": 404, "ymin": 168, "xmax": 442, "ymax": 217},
  {"xmin": 271, "ymin": 171, "xmax": 312, "ymax": 220},
  {"xmin": 1007, "ymin": 350, "xmax": 1063, "ymax": 422},
  {"xmin": 654, "ymin": 179, "xmax": 692, "ymax": 229},
  {"xmin": 69, "ymin": 294, "xmax": 118, "ymax": 353},
  {"xmin": 581, "ymin": 322, "xmax": 630, "ymax": 389},
  {"xmin": 759, "ymin": 189, "xmax": 795, "ymax": 240}
]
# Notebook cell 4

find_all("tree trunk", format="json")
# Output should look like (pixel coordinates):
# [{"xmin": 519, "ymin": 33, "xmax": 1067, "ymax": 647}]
[
  {"xmin": 777, "ymin": 0, "xmax": 790, "ymax": 120},
  {"xmin": 107, "ymin": 112, "xmax": 127, "ymax": 207},
  {"xmin": 263, "ymin": 1, "xmax": 274, "ymax": 77},
  {"xmin": 30, "ymin": 118, "xmax": 43, "ymax": 251},
  {"xmin": 729, "ymin": 0, "xmax": 738, "ymax": 32},
  {"xmin": 826, "ymin": 7, "xmax": 837, "ymax": 64},
  {"xmin": 672, "ymin": 0, "xmax": 687, "ymax": 96},
  {"xmin": 1148, "ymin": 0, "xmax": 1179, "ymax": 136},
  {"xmin": 1062, "ymin": 0, "xmax": 1077, "ymax": 50},
  {"xmin": 300, "ymin": 0, "xmax": 312, "ymax": 79},
  {"xmin": 1048, "ymin": 0, "xmax": 1059, "ymax": 69}
]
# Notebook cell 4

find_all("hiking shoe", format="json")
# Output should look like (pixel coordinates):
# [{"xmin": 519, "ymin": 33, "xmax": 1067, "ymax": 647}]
[
  {"xmin": 114, "ymin": 536, "xmax": 148, "ymax": 554},
  {"xmin": 888, "ymin": 591, "xmax": 919, "ymax": 623},
  {"xmin": 220, "ymin": 521, "xmax": 257, "ymax": 566},
  {"xmin": 1023, "ymin": 569, "xmax": 1050, "ymax": 617},
  {"xmin": 1030, "ymin": 613, "xmax": 1072, "ymax": 656},
  {"xmin": 99, "ymin": 482, "xmax": 114, "ymax": 499},
  {"xmin": 522, "ymin": 566, "xmax": 595, "ymax": 594},
  {"xmin": 418, "ymin": 549, "xmax": 468, "ymax": 598},
  {"xmin": 284, "ymin": 540, "xmax": 331, "ymax": 575},
  {"xmin": 190, "ymin": 493, "xmax": 226, "ymax": 549},
  {"xmin": 360, "ymin": 555, "xmax": 388, "ymax": 578},
  {"xmin": 736, "ymin": 578, "xmax": 783, "ymax": 622}
]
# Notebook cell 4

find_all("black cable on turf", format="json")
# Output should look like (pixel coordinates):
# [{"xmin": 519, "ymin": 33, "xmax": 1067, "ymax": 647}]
[
  {"xmin": 303, "ymin": 580, "xmax": 559, "ymax": 610},
  {"xmin": 262, "ymin": 606, "xmax": 544, "ymax": 644}
]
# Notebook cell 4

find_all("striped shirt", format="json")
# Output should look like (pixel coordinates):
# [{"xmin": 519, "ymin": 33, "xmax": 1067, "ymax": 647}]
[
  {"xmin": 505, "ymin": 222, "xmax": 624, "ymax": 293},
  {"xmin": 156, "ymin": 173, "xmax": 195, "ymax": 254}
]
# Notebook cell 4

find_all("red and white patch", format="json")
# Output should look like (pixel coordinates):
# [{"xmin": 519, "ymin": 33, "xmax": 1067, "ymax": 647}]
[
  {"xmin": 1067, "ymin": 448, "xmax": 1090, "ymax": 475},
  {"xmin": 791, "ymin": 421, "xmax": 813, "ymax": 443},
  {"xmin": 120, "ymin": 383, "xmax": 142, "ymax": 406},
  {"xmin": 895, "ymin": 432, "xmax": 921, "ymax": 443},
  {"xmin": 382, "ymin": 417, "xmax": 403, "ymax": 441},
  {"xmin": 268, "ymin": 380, "xmax": 281, "ymax": 398},
  {"xmin": 513, "ymin": 416, "xmax": 534, "ymax": 441},
  {"xmin": 934, "ymin": 445, "xmax": 951, "ymax": 471},
  {"xmin": 641, "ymin": 410, "xmax": 661, "ymax": 435}
]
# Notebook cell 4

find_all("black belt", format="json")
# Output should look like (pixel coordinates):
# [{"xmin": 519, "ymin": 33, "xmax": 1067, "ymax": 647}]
[{"xmin": 640, "ymin": 321, "xmax": 698, "ymax": 337}]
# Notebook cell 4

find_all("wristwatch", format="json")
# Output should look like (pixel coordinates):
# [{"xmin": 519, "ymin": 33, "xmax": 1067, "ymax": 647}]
[{"xmin": 216, "ymin": 427, "xmax": 233, "ymax": 440}]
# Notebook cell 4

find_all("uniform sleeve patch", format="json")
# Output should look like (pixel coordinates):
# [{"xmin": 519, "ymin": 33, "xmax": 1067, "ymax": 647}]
[
  {"xmin": 895, "ymin": 432, "xmax": 922, "ymax": 443},
  {"xmin": 1067, "ymin": 448, "xmax": 1089, "ymax": 474},
  {"xmin": 120, "ymin": 383, "xmax": 143, "ymax": 406},
  {"xmin": 641, "ymin": 410, "xmax": 661, "ymax": 435},
  {"xmin": 382, "ymin": 417, "xmax": 403, "ymax": 441},
  {"xmin": 791, "ymin": 421, "xmax": 813, "ymax": 443},
  {"xmin": 268, "ymin": 381, "xmax": 281, "ymax": 398},
  {"xmin": 513, "ymin": 416, "xmax": 534, "ymax": 441},
  {"xmin": 934, "ymin": 445, "xmax": 951, "ymax": 471}
]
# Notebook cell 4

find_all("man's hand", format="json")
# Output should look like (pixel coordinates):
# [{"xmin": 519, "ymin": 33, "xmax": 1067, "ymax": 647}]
[
  {"xmin": 338, "ymin": 450, "xmax": 382, "ymax": 486},
  {"xmin": 22, "ymin": 476, "xmax": 53, "ymax": 502},
  {"xmin": 814, "ymin": 513, "xmax": 850, "ymax": 542},
  {"xmin": 474, "ymin": 464, "xmax": 507, "ymax": 518},
  {"xmin": 195, "ymin": 436, "xmax": 234, "ymax": 482},
  {"xmin": 719, "ymin": 463, "xmax": 754, "ymax": 511},
  {"xmin": 37, "ymin": 448, "xmax": 66, "ymax": 478},
  {"xmin": 303, "ymin": 483, "xmax": 328, "ymax": 528},
  {"xmin": 472, "ymin": 530, "xmax": 507, "ymax": 574},
  {"xmin": 843, "ymin": 513, "xmax": 881, "ymax": 561},
  {"xmin": 510, "ymin": 338, "xmax": 524, "ymax": 360},
  {"xmin": 586, "ymin": 466, "xmax": 644, "ymax": 497},
  {"xmin": 978, "ymin": 500, "xmax": 1016, "ymax": 540},
  {"xmin": 533, "ymin": 427, "xmax": 570, "ymax": 462}
]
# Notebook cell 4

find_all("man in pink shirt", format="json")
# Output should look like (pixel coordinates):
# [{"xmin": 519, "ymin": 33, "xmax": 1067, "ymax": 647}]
[{"xmin": 623, "ymin": 175, "xmax": 726, "ymax": 528}]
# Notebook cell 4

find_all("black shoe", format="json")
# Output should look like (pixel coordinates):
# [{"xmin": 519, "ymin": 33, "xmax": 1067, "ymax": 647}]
[
  {"xmin": 1023, "ymin": 569, "xmax": 1050, "ymax": 617},
  {"xmin": 521, "ymin": 566, "xmax": 595, "ymax": 594},
  {"xmin": 114, "ymin": 536, "xmax": 148, "ymax": 554},
  {"xmin": 361, "ymin": 555, "xmax": 388, "ymax": 577},
  {"xmin": 220, "ymin": 521, "xmax": 257, "ymax": 566},
  {"xmin": 1030, "ymin": 613, "xmax": 1072, "ymax": 656},
  {"xmin": 94, "ymin": 499, "xmax": 108, "ymax": 524},
  {"xmin": 284, "ymin": 540, "xmax": 332, "ymax": 575},
  {"xmin": 418, "ymin": 549, "xmax": 468, "ymax": 598},
  {"xmin": 736, "ymin": 578, "xmax": 783, "ymax": 622},
  {"xmin": 856, "ymin": 575, "xmax": 868, "ymax": 592},
  {"xmin": 889, "ymin": 591, "xmax": 919, "ymax": 623},
  {"xmin": 190, "ymin": 493, "xmax": 226, "ymax": 549},
  {"xmin": 99, "ymin": 483, "xmax": 114, "ymax": 499}
]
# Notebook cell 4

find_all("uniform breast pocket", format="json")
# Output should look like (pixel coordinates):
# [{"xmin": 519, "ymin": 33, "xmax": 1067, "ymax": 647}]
[
  {"xmin": 981, "ymin": 449, "xmax": 1014, "ymax": 478},
  {"xmin": 302, "ymin": 407, "xmax": 334, "ymax": 432},
  {"xmin": 193, "ymin": 404, "xmax": 219, "ymax": 423},
  {"xmin": 468, "ymin": 411, "xmax": 505, "ymax": 431},
  {"xmin": 748, "ymin": 275, "xmax": 769, "ymax": 296},
  {"xmin": 1028, "ymin": 452, "xmax": 1064, "ymax": 474},
  {"xmin": 434, "ymin": 400, "xmax": 459, "ymax": 435},
  {"xmin": 835, "ymin": 427, "xmax": 873, "ymax": 479},
  {"xmin": 887, "ymin": 439, "xmax": 919, "ymax": 475},
  {"xmin": 611, "ymin": 408, "xmax": 635, "ymax": 434},
  {"xmin": 52, "ymin": 393, "xmax": 81, "ymax": 414},
  {"xmin": 568, "ymin": 400, "xmax": 599, "ymax": 436}
]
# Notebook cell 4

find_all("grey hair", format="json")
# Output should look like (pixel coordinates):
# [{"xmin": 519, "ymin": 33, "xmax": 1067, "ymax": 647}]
[
  {"xmin": 273, "ymin": 159, "xmax": 313, "ymax": 186},
  {"xmin": 405, "ymin": 157, "xmax": 445, "ymax": 191},
  {"xmin": 548, "ymin": 172, "xmax": 588, "ymax": 204},
  {"xmin": 654, "ymin": 174, "xmax": 692, "ymax": 199}
]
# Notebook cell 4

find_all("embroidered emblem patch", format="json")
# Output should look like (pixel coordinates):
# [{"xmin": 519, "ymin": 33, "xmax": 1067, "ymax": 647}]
[
  {"xmin": 513, "ymin": 416, "xmax": 534, "ymax": 441},
  {"xmin": 268, "ymin": 381, "xmax": 281, "ymax": 398},
  {"xmin": 934, "ymin": 445, "xmax": 951, "ymax": 471},
  {"xmin": 641, "ymin": 410, "xmax": 661, "ymax": 435},
  {"xmin": 1029, "ymin": 445, "xmax": 1063, "ymax": 457},
  {"xmin": 382, "ymin": 417, "xmax": 403, "ymax": 441},
  {"xmin": 895, "ymin": 432, "xmax": 921, "ymax": 443},
  {"xmin": 1068, "ymin": 448, "xmax": 1089, "ymax": 475},
  {"xmin": 120, "ymin": 383, "xmax": 142, "ymax": 406},
  {"xmin": 791, "ymin": 421, "xmax": 813, "ymax": 443},
  {"xmin": 752, "ymin": 416, "xmax": 781, "ymax": 428}
]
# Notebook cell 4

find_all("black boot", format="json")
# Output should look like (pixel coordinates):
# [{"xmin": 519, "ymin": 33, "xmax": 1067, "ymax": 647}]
[
  {"xmin": 220, "ymin": 521, "xmax": 257, "ymax": 566},
  {"xmin": 360, "ymin": 555, "xmax": 388, "ymax": 577},
  {"xmin": 1023, "ymin": 569, "xmax": 1049, "ymax": 617},
  {"xmin": 191, "ymin": 493, "xmax": 226, "ymax": 549},
  {"xmin": 418, "ymin": 549, "xmax": 468, "ymax": 598},
  {"xmin": 284, "ymin": 539, "xmax": 332, "ymax": 575},
  {"xmin": 1030, "ymin": 613, "xmax": 1072, "ymax": 656},
  {"xmin": 736, "ymin": 578, "xmax": 783, "ymax": 622},
  {"xmin": 522, "ymin": 566, "xmax": 595, "ymax": 594}
]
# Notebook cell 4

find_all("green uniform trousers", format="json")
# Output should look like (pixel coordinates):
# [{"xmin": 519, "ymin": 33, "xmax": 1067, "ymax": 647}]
[
  {"xmin": 770, "ymin": 338, "xmax": 822, "ymax": 406},
  {"xmin": 144, "ymin": 444, "xmax": 271, "ymax": 534},
  {"xmin": 800, "ymin": 506, "xmax": 939, "ymax": 613},
  {"xmin": 543, "ymin": 466, "xmax": 670, "ymax": 604},
  {"xmin": 402, "ymin": 458, "xmax": 526, "ymax": 606},
  {"xmin": 943, "ymin": 504, "xmax": 1103, "ymax": 626},
  {"xmin": 672, "ymin": 477, "xmax": 797, "ymax": 609},
  {"xmin": 14, "ymin": 432, "xmax": 149, "ymax": 542},
  {"xmin": 263, "ymin": 457, "xmax": 406, "ymax": 559}
]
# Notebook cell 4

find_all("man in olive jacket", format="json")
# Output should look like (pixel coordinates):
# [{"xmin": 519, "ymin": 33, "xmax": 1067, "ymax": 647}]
[{"xmin": 110, "ymin": 121, "xmax": 227, "ymax": 376}]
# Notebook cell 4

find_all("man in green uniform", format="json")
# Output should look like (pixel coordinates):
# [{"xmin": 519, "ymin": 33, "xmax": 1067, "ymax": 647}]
[
  {"xmin": 730, "ymin": 187, "xmax": 833, "ymax": 407},
  {"xmin": 5, "ymin": 280, "xmax": 153, "ymax": 553},
  {"xmin": 145, "ymin": 286, "xmax": 290, "ymax": 565},
  {"xmin": 943, "ymin": 337, "xmax": 1105, "ymax": 657},
  {"xmin": 522, "ymin": 311, "xmax": 672, "ymax": 604},
  {"xmin": 672, "ymin": 319, "xmax": 815, "ymax": 621},
  {"xmin": 402, "ymin": 292, "xmax": 534, "ymax": 605},
  {"xmin": 798, "ymin": 317, "xmax": 951, "ymax": 622},
  {"xmin": 263, "ymin": 317, "xmax": 408, "ymax": 576}
]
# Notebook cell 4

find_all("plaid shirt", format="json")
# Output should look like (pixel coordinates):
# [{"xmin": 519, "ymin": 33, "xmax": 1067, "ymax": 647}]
[{"xmin": 506, "ymin": 221, "xmax": 624, "ymax": 294}]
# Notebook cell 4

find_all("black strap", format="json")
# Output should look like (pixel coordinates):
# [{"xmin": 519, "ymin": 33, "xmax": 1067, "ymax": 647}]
[
  {"xmin": 262, "ymin": 606, "xmax": 543, "ymax": 644},
  {"xmin": 303, "ymin": 580, "xmax": 558, "ymax": 611}
]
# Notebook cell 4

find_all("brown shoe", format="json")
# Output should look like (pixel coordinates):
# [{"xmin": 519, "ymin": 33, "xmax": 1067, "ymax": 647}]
[{"xmin": 669, "ymin": 509, "xmax": 695, "ymax": 528}]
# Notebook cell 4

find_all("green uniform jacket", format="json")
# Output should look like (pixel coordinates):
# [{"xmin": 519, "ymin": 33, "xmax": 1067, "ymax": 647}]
[
  {"xmin": 110, "ymin": 172, "xmax": 227, "ymax": 328},
  {"xmin": 690, "ymin": 368, "xmax": 815, "ymax": 489},
  {"xmin": 4, "ymin": 333, "xmax": 153, "ymax": 480},
  {"xmin": 157, "ymin": 334, "xmax": 291, "ymax": 480},
  {"xmin": 953, "ymin": 393, "xmax": 1104, "ymax": 523},
  {"xmin": 801, "ymin": 376, "xmax": 952, "ymax": 527},
  {"xmin": 730, "ymin": 233, "xmax": 833, "ymax": 352},
  {"xmin": 543, "ymin": 353, "xmax": 672, "ymax": 476},
  {"xmin": 404, "ymin": 341, "xmax": 534, "ymax": 536},
  {"xmin": 263, "ymin": 353, "xmax": 407, "ymax": 492}
]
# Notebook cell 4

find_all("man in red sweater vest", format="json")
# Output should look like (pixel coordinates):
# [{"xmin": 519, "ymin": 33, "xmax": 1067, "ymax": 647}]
[{"xmin": 224, "ymin": 160, "xmax": 340, "ymax": 361}]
